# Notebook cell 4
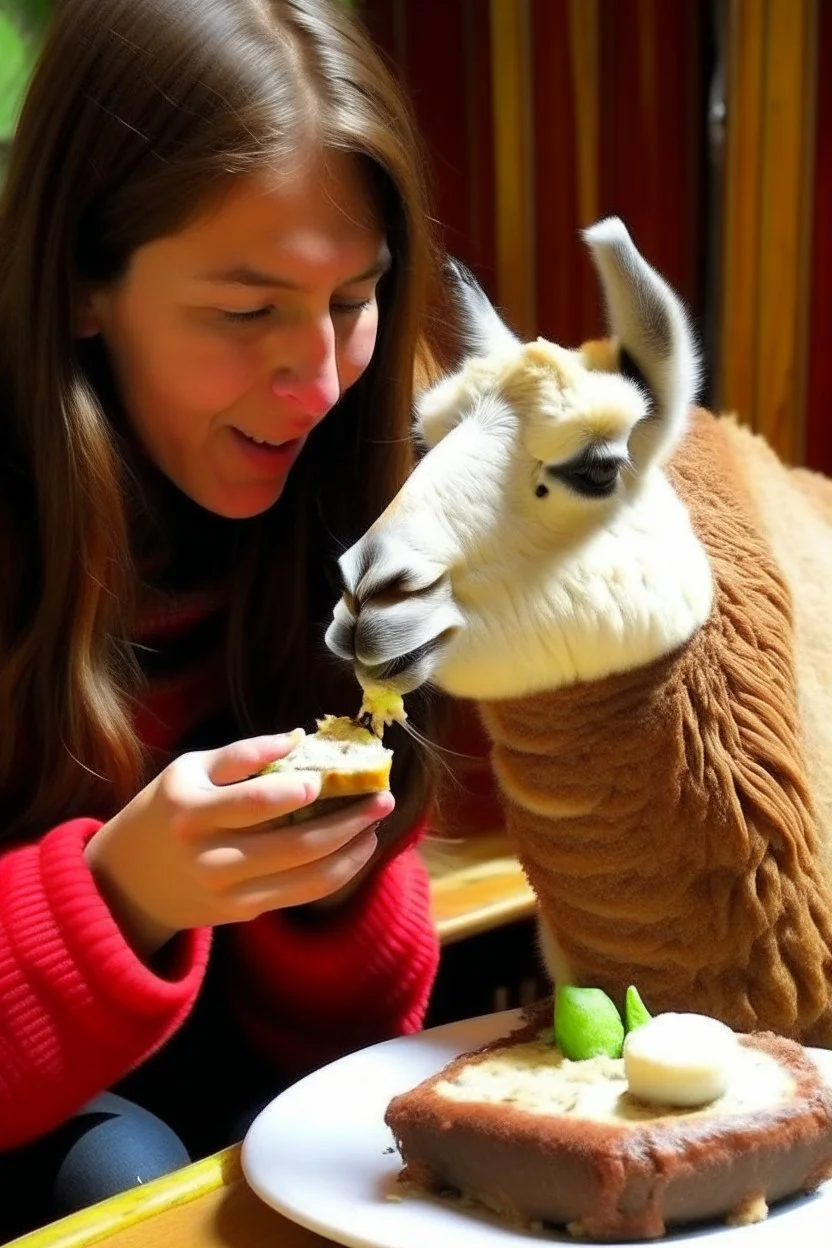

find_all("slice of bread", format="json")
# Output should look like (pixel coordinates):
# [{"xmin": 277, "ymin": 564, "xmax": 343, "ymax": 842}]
[{"xmin": 261, "ymin": 715, "xmax": 393, "ymax": 825}]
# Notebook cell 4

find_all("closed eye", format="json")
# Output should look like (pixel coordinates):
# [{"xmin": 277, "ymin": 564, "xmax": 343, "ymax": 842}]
[
  {"xmin": 332, "ymin": 297, "xmax": 374, "ymax": 315},
  {"xmin": 221, "ymin": 297, "xmax": 373, "ymax": 324},
  {"xmin": 221, "ymin": 306, "xmax": 272, "ymax": 323},
  {"xmin": 546, "ymin": 454, "xmax": 623, "ymax": 498}
]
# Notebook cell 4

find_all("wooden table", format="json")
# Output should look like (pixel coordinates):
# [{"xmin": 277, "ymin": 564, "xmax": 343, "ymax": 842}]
[
  {"xmin": 422, "ymin": 830, "xmax": 534, "ymax": 945},
  {"xmin": 9, "ymin": 836, "xmax": 535, "ymax": 1248},
  {"xmin": 10, "ymin": 1145, "xmax": 328, "ymax": 1248}
]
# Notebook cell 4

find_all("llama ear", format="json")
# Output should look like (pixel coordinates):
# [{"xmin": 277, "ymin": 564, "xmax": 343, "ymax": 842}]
[
  {"xmin": 444, "ymin": 257, "xmax": 520, "ymax": 358},
  {"xmin": 582, "ymin": 217, "xmax": 700, "ymax": 469}
]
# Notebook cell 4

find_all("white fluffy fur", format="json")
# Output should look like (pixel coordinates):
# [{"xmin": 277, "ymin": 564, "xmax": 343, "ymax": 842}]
[
  {"xmin": 434, "ymin": 470, "xmax": 713, "ymax": 699},
  {"xmin": 327, "ymin": 217, "xmax": 712, "ymax": 701}
]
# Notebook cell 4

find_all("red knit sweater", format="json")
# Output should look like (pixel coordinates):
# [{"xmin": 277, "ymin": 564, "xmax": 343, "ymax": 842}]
[{"xmin": 0, "ymin": 584, "xmax": 439, "ymax": 1151}]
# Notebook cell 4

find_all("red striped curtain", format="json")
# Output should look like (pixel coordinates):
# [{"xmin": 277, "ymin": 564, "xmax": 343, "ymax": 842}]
[
  {"xmin": 362, "ymin": 0, "xmax": 831, "ymax": 472},
  {"xmin": 362, "ymin": 0, "xmax": 708, "ymax": 353}
]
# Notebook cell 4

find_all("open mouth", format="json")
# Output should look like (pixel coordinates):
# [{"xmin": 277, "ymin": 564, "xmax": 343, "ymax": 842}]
[
  {"xmin": 233, "ymin": 428, "xmax": 301, "ymax": 458},
  {"xmin": 354, "ymin": 630, "xmax": 457, "ymax": 693},
  {"xmin": 239, "ymin": 429, "xmax": 288, "ymax": 448}
]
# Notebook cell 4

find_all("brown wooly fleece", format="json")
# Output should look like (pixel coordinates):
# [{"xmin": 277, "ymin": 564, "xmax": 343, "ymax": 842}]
[{"xmin": 478, "ymin": 408, "xmax": 832, "ymax": 1046}]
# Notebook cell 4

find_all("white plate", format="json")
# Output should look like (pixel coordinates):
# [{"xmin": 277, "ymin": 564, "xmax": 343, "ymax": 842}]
[{"xmin": 241, "ymin": 1009, "xmax": 832, "ymax": 1248}]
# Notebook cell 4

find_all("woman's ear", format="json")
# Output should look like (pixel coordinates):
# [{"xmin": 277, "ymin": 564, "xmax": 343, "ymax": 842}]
[{"xmin": 75, "ymin": 289, "xmax": 103, "ymax": 338}]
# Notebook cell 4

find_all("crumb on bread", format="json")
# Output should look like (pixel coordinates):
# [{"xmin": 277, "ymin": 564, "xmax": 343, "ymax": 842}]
[{"xmin": 261, "ymin": 714, "xmax": 392, "ymax": 798}]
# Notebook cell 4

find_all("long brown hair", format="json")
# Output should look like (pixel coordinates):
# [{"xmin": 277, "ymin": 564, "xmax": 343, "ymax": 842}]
[{"xmin": 0, "ymin": 0, "xmax": 442, "ymax": 841}]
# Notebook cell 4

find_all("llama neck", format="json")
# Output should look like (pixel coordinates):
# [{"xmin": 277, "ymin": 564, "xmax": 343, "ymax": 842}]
[
  {"xmin": 478, "ymin": 411, "xmax": 832, "ymax": 1042},
  {"xmin": 482, "ymin": 618, "xmax": 832, "ymax": 1039}
]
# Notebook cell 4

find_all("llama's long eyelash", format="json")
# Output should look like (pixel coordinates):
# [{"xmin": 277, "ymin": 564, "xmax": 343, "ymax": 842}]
[
  {"xmin": 548, "ymin": 455, "xmax": 624, "ymax": 498},
  {"xmin": 533, "ymin": 446, "xmax": 632, "ymax": 501}
]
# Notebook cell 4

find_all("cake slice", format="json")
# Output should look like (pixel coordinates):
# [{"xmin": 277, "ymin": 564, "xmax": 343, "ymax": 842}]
[{"xmin": 385, "ymin": 1011, "xmax": 832, "ymax": 1242}]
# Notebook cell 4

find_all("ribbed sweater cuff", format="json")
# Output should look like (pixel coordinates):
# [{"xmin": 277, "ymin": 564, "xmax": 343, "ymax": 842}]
[{"xmin": 7, "ymin": 820, "xmax": 210, "ymax": 1050}]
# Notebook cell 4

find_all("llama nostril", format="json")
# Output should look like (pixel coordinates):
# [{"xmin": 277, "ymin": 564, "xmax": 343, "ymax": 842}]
[
  {"xmin": 364, "ymin": 575, "xmax": 415, "ymax": 608},
  {"xmin": 357, "ymin": 568, "xmax": 447, "ymax": 610}
]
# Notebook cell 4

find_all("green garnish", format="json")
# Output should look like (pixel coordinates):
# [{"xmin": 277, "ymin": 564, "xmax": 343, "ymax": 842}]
[
  {"xmin": 624, "ymin": 984, "xmax": 652, "ymax": 1033},
  {"xmin": 554, "ymin": 986, "xmax": 625, "ymax": 1061}
]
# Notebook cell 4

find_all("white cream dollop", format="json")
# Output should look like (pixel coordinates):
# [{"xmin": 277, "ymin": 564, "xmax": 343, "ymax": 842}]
[{"xmin": 623, "ymin": 1012, "xmax": 740, "ymax": 1107}]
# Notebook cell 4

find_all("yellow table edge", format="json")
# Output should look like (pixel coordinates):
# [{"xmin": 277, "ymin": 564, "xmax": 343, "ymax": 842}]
[
  {"xmin": 427, "ymin": 836, "xmax": 536, "ymax": 945},
  {"xmin": 432, "ymin": 886, "xmax": 535, "ymax": 945},
  {"xmin": 8, "ymin": 1146, "xmax": 243, "ymax": 1247}
]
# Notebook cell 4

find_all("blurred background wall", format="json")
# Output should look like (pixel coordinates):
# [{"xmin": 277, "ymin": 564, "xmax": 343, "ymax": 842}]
[
  {"xmin": 359, "ymin": 0, "xmax": 831, "ymax": 475},
  {"xmin": 1, "ymin": 0, "xmax": 829, "ymax": 471}
]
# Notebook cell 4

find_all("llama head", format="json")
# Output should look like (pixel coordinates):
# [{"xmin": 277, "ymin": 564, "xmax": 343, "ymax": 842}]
[{"xmin": 325, "ymin": 217, "xmax": 713, "ymax": 701}]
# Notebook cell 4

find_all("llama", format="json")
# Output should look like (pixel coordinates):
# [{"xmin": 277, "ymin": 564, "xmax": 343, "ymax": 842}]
[{"xmin": 326, "ymin": 217, "xmax": 832, "ymax": 1045}]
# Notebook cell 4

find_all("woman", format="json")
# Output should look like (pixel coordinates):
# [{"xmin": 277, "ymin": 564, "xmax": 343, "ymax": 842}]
[{"xmin": 0, "ymin": 0, "xmax": 443, "ymax": 1231}]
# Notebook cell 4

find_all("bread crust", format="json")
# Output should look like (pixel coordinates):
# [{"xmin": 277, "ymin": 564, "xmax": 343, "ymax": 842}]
[
  {"xmin": 261, "ymin": 715, "xmax": 392, "ymax": 825},
  {"xmin": 316, "ymin": 761, "xmax": 392, "ymax": 798}
]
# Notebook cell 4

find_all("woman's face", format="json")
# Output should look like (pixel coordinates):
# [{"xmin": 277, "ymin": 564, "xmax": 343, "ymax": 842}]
[{"xmin": 86, "ymin": 152, "xmax": 388, "ymax": 518}]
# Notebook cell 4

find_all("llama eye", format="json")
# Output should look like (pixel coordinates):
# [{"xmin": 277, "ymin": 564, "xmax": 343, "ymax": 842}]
[
  {"xmin": 583, "ymin": 459, "xmax": 620, "ymax": 487},
  {"xmin": 547, "ymin": 456, "xmax": 621, "ymax": 498}
]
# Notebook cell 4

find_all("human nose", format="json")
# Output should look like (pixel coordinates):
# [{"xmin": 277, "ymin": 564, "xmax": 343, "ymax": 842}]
[{"xmin": 271, "ymin": 318, "xmax": 341, "ymax": 423}]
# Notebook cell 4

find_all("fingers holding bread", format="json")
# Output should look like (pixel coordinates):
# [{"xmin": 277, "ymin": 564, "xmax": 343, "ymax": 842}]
[
  {"xmin": 183, "ymin": 714, "xmax": 394, "ymax": 838},
  {"xmin": 200, "ymin": 790, "xmax": 394, "ymax": 886},
  {"xmin": 83, "ymin": 710, "xmax": 403, "ymax": 946},
  {"xmin": 203, "ymin": 729, "xmax": 307, "ymax": 786},
  {"xmin": 227, "ymin": 826, "xmax": 381, "ymax": 914}
]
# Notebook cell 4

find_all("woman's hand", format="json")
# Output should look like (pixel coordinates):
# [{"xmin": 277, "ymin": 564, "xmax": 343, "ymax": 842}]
[{"xmin": 84, "ymin": 732, "xmax": 395, "ymax": 960}]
